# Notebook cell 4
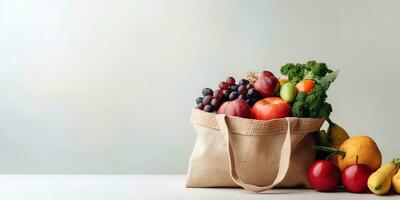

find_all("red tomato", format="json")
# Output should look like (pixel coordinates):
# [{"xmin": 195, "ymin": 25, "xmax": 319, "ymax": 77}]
[
  {"xmin": 296, "ymin": 80, "xmax": 315, "ymax": 94},
  {"xmin": 342, "ymin": 164, "xmax": 372, "ymax": 193},
  {"xmin": 308, "ymin": 160, "xmax": 340, "ymax": 192},
  {"xmin": 251, "ymin": 97, "xmax": 291, "ymax": 120}
]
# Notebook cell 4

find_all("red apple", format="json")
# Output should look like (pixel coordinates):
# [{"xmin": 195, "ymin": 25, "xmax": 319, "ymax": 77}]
[
  {"xmin": 251, "ymin": 97, "xmax": 291, "ymax": 120},
  {"xmin": 217, "ymin": 99, "xmax": 251, "ymax": 118},
  {"xmin": 254, "ymin": 71, "xmax": 279, "ymax": 97},
  {"xmin": 308, "ymin": 160, "xmax": 340, "ymax": 192},
  {"xmin": 342, "ymin": 164, "xmax": 372, "ymax": 193}
]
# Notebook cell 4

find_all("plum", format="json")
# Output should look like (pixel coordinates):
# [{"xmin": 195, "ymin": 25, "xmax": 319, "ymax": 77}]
[{"xmin": 254, "ymin": 71, "xmax": 279, "ymax": 97}]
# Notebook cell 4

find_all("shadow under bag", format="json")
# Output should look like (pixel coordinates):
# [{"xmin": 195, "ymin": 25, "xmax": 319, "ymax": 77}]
[{"xmin": 186, "ymin": 109, "xmax": 324, "ymax": 192}]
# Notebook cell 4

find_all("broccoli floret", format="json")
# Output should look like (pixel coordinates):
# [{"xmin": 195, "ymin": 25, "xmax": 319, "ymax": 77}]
[
  {"xmin": 291, "ymin": 86, "xmax": 333, "ymax": 119},
  {"xmin": 306, "ymin": 86, "xmax": 327, "ymax": 105},
  {"xmin": 295, "ymin": 91, "xmax": 307, "ymax": 101},
  {"xmin": 292, "ymin": 92, "xmax": 308, "ymax": 117},
  {"xmin": 303, "ymin": 61, "xmax": 332, "ymax": 80},
  {"xmin": 280, "ymin": 61, "xmax": 333, "ymax": 84},
  {"xmin": 280, "ymin": 63, "xmax": 304, "ymax": 83},
  {"xmin": 317, "ymin": 102, "xmax": 333, "ymax": 119}
]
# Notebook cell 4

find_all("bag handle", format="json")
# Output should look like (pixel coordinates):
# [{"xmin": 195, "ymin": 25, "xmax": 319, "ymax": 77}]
[{"xmin": 215, "ymin": 115, "xmax": 298, "ymax": 193}]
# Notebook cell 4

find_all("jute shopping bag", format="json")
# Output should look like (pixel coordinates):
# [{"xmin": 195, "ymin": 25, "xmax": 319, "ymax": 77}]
[{"xmin": 186, "ymin": 109, "xmax": 324, "ymax": 192}]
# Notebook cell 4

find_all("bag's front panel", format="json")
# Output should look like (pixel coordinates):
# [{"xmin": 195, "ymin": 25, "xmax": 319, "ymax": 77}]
[
  {"xmin": 229, "ymin": 131, "xmax": 309, "ymax": 187},
  {"xmin": 186, "ymin": 125, "xmax": 236, "ymax": 187}
]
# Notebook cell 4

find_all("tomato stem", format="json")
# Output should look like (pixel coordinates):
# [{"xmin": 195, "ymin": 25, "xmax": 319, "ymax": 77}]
[
  {"xmin": 314, "ymin": 145, "xmax": 346, "ymax": 157},
  {"xmin": 325, "ymin": 152, "xmax": 335, "ymax": 160}
]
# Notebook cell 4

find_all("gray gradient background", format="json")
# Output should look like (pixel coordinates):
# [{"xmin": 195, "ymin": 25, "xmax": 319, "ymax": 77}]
[{"xmin": 1, "ymin": 0, "xmax": 399, "ymax": 174}]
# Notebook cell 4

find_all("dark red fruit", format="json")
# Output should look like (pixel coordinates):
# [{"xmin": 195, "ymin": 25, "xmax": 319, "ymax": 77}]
[
  {"xmin": 246, "ymin": 84, "xmax": 254, "ymax": 90},
  {"xmin": 254, "ymin": 71, "xmax": 278, "ymax": 97},
  {"xmin": 308, "ymin": 160, "xmax": 340, "ymax": 192},
  {"xmin": 219, "ymin": 81, "xmax": 229, "ymax": 90},
  {"xmin": 213, "ymin": 89, "xmax": 223, "ymax": 100},
  {"xmin": 342, "ymin": 164, "xmax": 372, "ymax": 193},
  {"xmin": 202, "ymin": 95, "xmax": 213, "ymax": 105},
  {"xmin": 226, "ymin": 77, "xmax": 235, "ymax": 86},
  {"xmin": 217, "ymin": 99, "xmax": 251, "ymax": 118}
]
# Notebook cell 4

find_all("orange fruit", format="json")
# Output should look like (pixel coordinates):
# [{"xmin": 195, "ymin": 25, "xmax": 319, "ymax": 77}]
[
  {"xmin": 296, "ymin": 79, "xmax": 315, "ymax": 94},
  {"xmin": 337, "ymin": 135, "xmax": 382, "ymax": 171}
]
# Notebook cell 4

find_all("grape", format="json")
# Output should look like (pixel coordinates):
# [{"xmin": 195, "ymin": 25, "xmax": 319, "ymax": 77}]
[
  {"xmin": 202, "ymin": 88, "xmax": 213, "ymax": 96},
  {"xmin": 246, "ymin": 99, "xmax": 255, "ymax": 106},
  {"xmin": 239, "ymin": 79, "xmax": 248, "ymax": 86},
  {"xmin": 222, "ymin": 90, "xmax": 230, "ymax": 99},
  {"xmin": 204, "ymin": 105, "xmax": 214, "ymax": 112},
  {"xmin": 196, "ymin": 97, "xmax": 203, "ymax": 104},
  {"xmin": 247, "ymin": 88, "xmax": 256, "ymax": 98},
  {"xmin": 197, "ymin": 103, "xmax": 205, "ymax": 110},
  {"xmin": 238, "ymin": 94, "xmax": 247, "ymax": 100},
  {"xmin": 229, "ymin": 92, "xmax": 239, "ymax": 101},
  {"xmin": 211, "ymin": 98, "xmax": 220, "ymax": 108},
  {"xmin": 202, "ymin": 95, "xmax": 213, "ymax": 105},
  {"xmin": 246, "ymin": 84, "xmax": 254, "ymax": 90},
  {"xmin": 226, "ymin": 77, "xmax": 235, "ymax": 85},
  {"xmin": 195, "ymin": 76, "xmax": 246, "ymax": 109},
  {"xmin": 246, "ymin": 88, "xmax": 255, "ymax": 99},
  {"xmin": 213, "ymin": 89, "xmax": 223, "ymax": 100},
  {"xmin": 238, "ymin": 85, "xmax": 247, "ymax": 95},
  {"xmin": 230, "ymin": 84, "xmax": 239, "ymax": 92},
  {"xmin": 219, "ymin": 81, "xmax": 229, "ymax": 90}
]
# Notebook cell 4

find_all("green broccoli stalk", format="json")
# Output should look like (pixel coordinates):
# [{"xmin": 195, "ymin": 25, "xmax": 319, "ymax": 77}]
[
  {"xmin": 280, "ymin": 61, "xmax": 333, "ymax": 84},
  {"xmin": 291, "ymin": 85, "xmax": 332, "ymax": 118}
]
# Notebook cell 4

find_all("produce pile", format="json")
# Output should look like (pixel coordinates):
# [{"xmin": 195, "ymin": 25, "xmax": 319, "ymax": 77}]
[
  {"xmin": 194, "ymin": 61, "xmax": 400, "ymax": 195},
  {"xmin": 195, "ymin": 60, "xmax": 337, "ymax": 120}
]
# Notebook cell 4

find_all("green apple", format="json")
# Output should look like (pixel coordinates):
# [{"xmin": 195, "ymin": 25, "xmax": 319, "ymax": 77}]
[{"xmin": 280, "ymin": 82, "xmax": 297, "ymax": 103}]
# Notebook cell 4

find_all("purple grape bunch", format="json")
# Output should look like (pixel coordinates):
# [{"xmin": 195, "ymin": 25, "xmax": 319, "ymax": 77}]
[{"xmin": 195, "ymin": 77, "xmax": 262, "ymax": 112}]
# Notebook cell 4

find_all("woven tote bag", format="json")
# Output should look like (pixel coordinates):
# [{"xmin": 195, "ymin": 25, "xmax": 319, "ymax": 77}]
[{"xmin": 186, "ymin": 109, "xmax": 324, "ymax": 192}]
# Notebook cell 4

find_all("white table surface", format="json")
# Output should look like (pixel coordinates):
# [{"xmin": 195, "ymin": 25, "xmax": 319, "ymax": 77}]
[{"xmin": 0, "ymin": 175, "xmax": 397, "ymax": 200}]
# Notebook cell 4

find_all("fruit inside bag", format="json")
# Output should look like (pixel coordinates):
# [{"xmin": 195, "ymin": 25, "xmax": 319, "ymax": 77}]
[{"xmin": 194, "ymin": 60, "xmax": 338, "ymax": 120}]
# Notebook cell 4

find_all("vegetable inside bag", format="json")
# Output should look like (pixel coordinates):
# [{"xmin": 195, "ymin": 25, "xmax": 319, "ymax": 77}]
[{"xmin": 186, "ymin": 109, "xmax": 324, "ymax": 192}]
